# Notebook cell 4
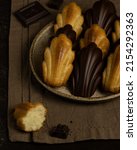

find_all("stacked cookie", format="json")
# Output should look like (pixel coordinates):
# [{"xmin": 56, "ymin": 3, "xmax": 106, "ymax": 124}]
[{"xmin": 42, "ymin": 2, "xmax": 83, "ymax": 87}]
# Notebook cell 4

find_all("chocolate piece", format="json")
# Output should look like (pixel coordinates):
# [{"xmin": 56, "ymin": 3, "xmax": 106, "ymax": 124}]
[
  {"xmin": 47, "ymin": 0, "xmax": 63, "ymax": 9},
  {"xmin": 70, "ymin": 43, "xmax": 103, "ymax": 97},
  {"xmin": 49, "ymin": 124, "xmax": 70, "ymax": 139},
  {"xmin": 14, "ymin": 1, "xmax": 49, "ymax": 27},
  {"xmin": 56, "ymin": 25, "xmax": 76, "ymax": 44},
  {"xmin": 84, "ymin": 0, "xmax": 117, "ymax": 36}
]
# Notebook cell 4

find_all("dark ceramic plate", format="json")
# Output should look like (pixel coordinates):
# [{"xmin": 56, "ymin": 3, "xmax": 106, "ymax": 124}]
[{"xmin": 29, "ymin": 22, "xmax": 120, "ymax": 102}]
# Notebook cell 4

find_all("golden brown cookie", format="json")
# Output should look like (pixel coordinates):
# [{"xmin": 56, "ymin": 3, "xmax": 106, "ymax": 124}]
[
  {"xmin": 54, "ymin": 2, "xmax": 84, "ymax": 37},
  {"xmin": 14, "ymin": 102, "xmax": 47, "ymax": 132},
  {"xmin": 42, "ymin": 34, "xmax": 75, "ymax": 87}
]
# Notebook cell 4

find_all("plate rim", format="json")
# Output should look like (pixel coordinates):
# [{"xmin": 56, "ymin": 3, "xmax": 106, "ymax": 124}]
[{"xmin": 29, "ymin": 22, "xmax": 120, "ymax": 103}]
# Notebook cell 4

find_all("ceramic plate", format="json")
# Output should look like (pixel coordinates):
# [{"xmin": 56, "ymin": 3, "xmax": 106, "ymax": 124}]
[{"xmin": 29, "ymin": 22, "xmax": 120, "ymax": 102}]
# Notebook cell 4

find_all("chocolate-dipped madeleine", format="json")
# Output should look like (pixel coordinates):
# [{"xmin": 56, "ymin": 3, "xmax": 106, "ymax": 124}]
[
  {"xmin": 56, "ymin": 25, "xmax": 76, "ymax": 44},
  {"xmin": 80, "ymin": 24, "xmax": 110, "ymax": 57},
  {"xmin": 42, "ymin": 34, "xmax": 75, "ymax": 87},
  {"xmin": 84, "ymin": 0, "xmax": 116, "ymax": 36},
  {"xmin": 70, "ymin": 43, "xmax": 103, "ymax": 97}
]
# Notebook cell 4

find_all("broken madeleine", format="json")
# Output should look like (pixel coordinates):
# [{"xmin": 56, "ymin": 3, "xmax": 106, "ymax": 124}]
[
  {"xmin": 80, "ymin": 24, "xmax": 110, "ymax": 57},
  {"xmin": 54, "ymin": 2, "xmax": 84, "ymax": 37},
  {"xmin": 13, "ymin": 102, "xmax": 47, "ymax": 132},
  {"xmin": 102, "ymin": 43, "xmax": 120, "ymax": 93},
  {"xmin": 42, "ymin": 34, "xmax": 75, "ymax": 87}
]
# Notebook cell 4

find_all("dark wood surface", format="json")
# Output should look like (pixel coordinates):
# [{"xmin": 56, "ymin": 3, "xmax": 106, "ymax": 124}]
[{"xmin": 0, "ymin": 0, "xmax": 120, "ymax": 149}]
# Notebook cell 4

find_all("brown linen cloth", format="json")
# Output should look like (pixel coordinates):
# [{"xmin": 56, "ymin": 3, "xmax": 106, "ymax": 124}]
[{"xmin": 8, "ymin": 0, "xmax": 120, "ymax": 143}]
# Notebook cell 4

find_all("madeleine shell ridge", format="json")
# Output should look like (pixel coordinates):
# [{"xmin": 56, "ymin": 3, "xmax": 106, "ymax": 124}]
[
  {"xmin": 54, "ymin": 2, "xmax": 84, "ymax": 37},
  {"xmin": 42, "ymin": 34, "xmax": 75, "ymax": 87}
]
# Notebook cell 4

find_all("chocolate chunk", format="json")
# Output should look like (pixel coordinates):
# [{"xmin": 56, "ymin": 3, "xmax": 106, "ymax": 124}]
[
  {"xmin": 14, "ymin": 1, "xmax": 49, "ymax": 27},
  {"xmin": 56, "ymin": 25, "xmax": 76, "ymax": 44},
  {"xmin": 47, "ymin": 0, "xmax": 63, "ymax": 10},
  {"xmin": 70, "ymin": 43, "xmax": 103, "ymax": 97},
  {"xmin": 49, "ymin": 124, "xmax": 70, "ymax": 139}
]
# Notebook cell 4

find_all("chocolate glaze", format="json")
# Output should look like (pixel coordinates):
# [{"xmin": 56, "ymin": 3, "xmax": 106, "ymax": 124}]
[
  {"xmin": 84, "ymin": 0, "xmax": 117, "ymax": 36},
  {"xmin": 70, "ymin": 43, "xmax": 103, "ymax": 97},
  {"xmin": 56, "ymin": 24, "xmax": 76, "ymax": 44}
]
